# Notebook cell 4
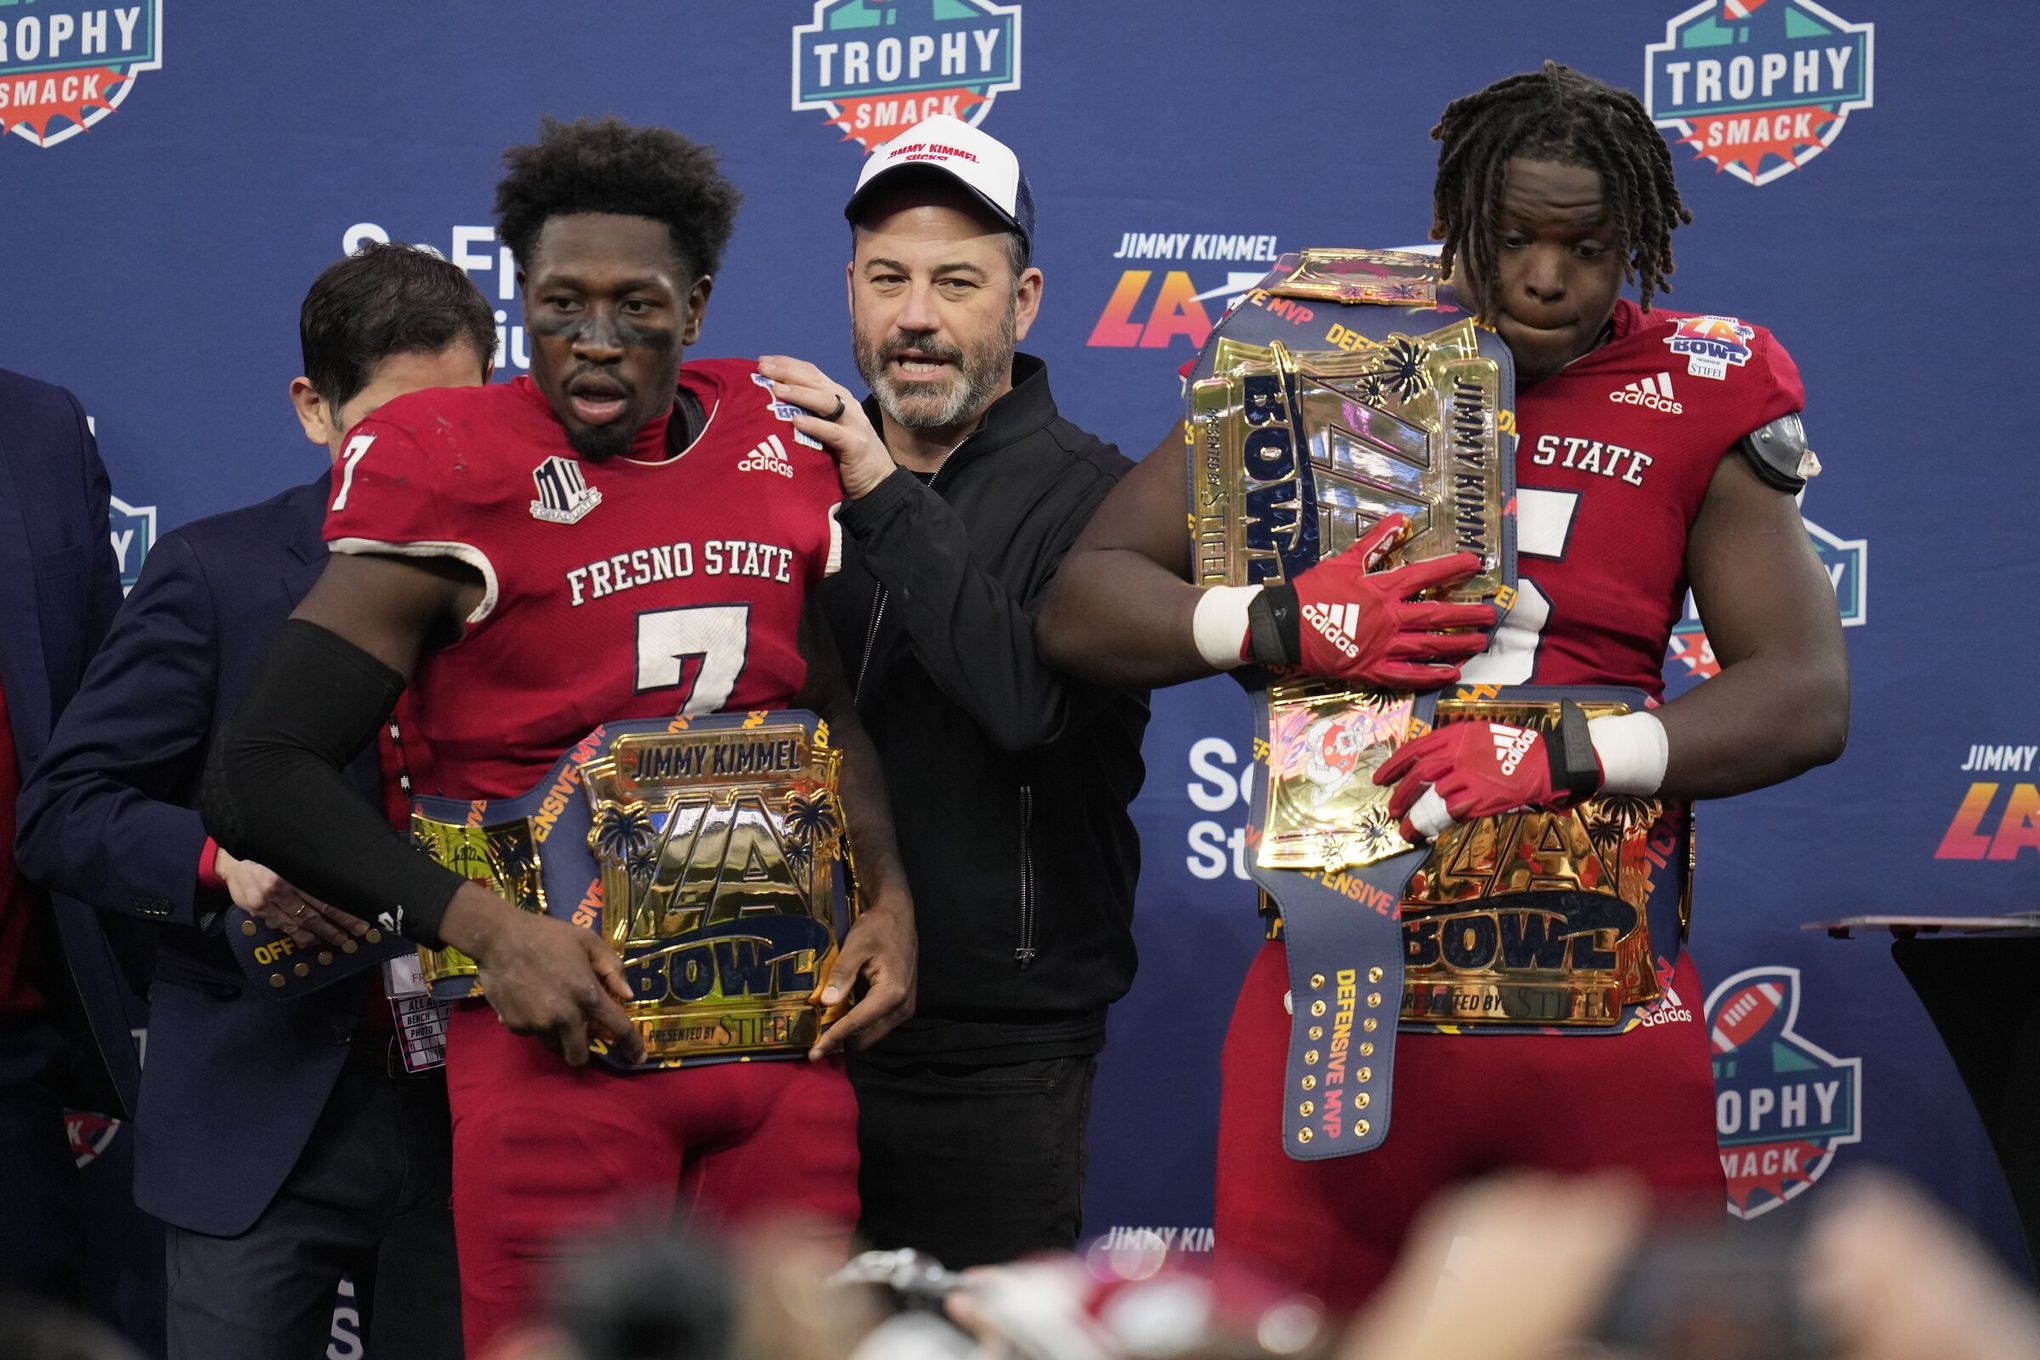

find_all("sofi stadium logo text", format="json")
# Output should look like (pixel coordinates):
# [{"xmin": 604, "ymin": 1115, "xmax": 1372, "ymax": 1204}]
[
  {"xmin": 0, "ymin": 1, "xmax": 161, "ymax": 148},
  {"xmin": 1706, "ymin": 965, "xmax": 1861, "ymax": 1218},
  {"xmin": 1645, "ymin": 0, "xmax": 1873, "ymax": 185},
  {"xmin": 793, "ymin": 0, "xmax": 1019, "ymax": 153}
]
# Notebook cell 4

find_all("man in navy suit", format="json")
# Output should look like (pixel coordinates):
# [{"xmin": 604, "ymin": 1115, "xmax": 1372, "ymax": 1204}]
[
  {"xmin": 0, "ymin": 364, "xmax": 132, "ymax": 1306},
  {"xmin": 18, "ymin": 243, "xmax": 493, "ymax": 1358}
]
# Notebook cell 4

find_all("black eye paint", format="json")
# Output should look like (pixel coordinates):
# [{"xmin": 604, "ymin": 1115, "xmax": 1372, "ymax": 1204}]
[
  {"xmin": 616, "ymin": 315, "xmax": 676, "ymax": 352},
  {"xmin": 527, "ymin": 308, "xmax": 676, "ymax": 352}
]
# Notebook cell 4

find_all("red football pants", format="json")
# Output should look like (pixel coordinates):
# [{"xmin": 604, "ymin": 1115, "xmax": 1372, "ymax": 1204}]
[
  {"xmin": 444, "ymin": 1002, "xmax": 859, "ymax": 1353},
  {"xmin": 1215, "ymin": 939, "xmax": 1723, "ymax": 1313}
]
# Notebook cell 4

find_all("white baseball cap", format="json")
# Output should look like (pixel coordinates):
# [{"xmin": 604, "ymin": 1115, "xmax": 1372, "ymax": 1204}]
[{"xmin": 844, "ymin": 113, "xmax": 1035, "ymax": 256}]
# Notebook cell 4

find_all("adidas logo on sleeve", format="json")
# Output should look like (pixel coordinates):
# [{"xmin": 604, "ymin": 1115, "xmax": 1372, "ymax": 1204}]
[{"xmin": 1609, "ymin": 371, "xmax": 1683, "ymax": 414}]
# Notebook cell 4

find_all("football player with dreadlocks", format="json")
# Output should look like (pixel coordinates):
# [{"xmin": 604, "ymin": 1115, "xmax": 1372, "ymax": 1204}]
[{"xmin": 1037, "ymin": 62, "xmax": 1847, "ymax": 1308}]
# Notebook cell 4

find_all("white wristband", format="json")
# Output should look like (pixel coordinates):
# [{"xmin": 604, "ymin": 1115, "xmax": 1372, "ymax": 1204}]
[
  {"xmin": 1407, "ymin": 786, "xmax": 1456, "ymax": 840},
  {"xmin": 1192, "ymin": 585, "xmax": 1262, "ymax": 670},
  {"xmin": 1589, "ymin": 711, "xmax": 1669, "ymax": 796}
]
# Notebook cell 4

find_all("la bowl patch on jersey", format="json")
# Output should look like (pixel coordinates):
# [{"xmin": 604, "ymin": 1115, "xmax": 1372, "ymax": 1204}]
[
  {"xmin": 1, "ymin": 1, "xmax": 162, "ymax": 148},
  {"xmin": 1664, "ymin": 314, "xmax": 1755, "ymax": 381},
  {"xmin": 1705, "ymin": 964, "xmax": 1861, "ymax": 1218}
]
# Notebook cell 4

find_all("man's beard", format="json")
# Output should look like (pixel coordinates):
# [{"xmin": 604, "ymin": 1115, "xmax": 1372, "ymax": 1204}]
[
  {"xmin": 853, "ymin": 305, "xmax": 1014, "ymax": 432},
  {"xmin": 564, "ymin": 421, "xmax": 633, "ymax": 462}
]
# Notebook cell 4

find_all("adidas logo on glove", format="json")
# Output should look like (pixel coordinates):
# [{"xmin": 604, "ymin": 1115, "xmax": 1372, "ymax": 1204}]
[
  {"xmin": 1301, "ymin": 600, "xmax": 1362, "ymax": 659},
  {"xmin": 1608, "ymin": 371, "xmax": 1683, "ymax": 415},
  {"xmin": 1490, "ymin": 723, "xmax": 1537, "ymax": 776}
]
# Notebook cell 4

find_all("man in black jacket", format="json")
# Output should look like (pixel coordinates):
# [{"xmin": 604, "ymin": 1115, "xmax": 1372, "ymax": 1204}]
[{"xmin": 759, "ymin": 114, "xmax": 1148, "ymax": 1268}]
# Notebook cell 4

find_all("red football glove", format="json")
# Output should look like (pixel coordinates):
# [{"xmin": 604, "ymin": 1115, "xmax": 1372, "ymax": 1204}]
[
  {"xmin": 1245, "ymin": 515, "xmax": 1495, "ymax": 691},
  {"xmin": 1374, "ymin": 713, "xmax": 1603, "ymax": 843}
]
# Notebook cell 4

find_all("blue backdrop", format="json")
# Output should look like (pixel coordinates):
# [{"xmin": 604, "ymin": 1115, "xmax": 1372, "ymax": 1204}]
[{"xmin": 5, "ymin": 0, "xmax": 2036, "ymax": 1345}]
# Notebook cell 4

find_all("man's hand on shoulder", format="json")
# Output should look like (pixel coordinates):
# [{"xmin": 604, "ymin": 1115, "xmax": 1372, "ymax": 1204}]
[
  {"xmin": 758, "ymin": 355, "xmax": 896, "ymax": 500},
  {"xmin": 809, "ymin": 883, "xmax": 916, "ymax": 1061},
  {"xmin": 439, "ymin": 882, "xmax": 645, "ymax": 1067}
]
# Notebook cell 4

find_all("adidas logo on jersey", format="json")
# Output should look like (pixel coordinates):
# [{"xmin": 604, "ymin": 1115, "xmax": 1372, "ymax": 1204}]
[
  {"xmin": 737, "ymin": 434, "xmax": 796, "ymax": 479},
  {"xmin": 1490, "ymin": 723, "xmax": 1537, "ymax": 776},
  {"xmin": 1608, "ymin": 372, "xmax": 1683, "ymax": 414},
  {"xmin": 1301, "ymin": 601, "xmax": 1361, "ymax": 659}
]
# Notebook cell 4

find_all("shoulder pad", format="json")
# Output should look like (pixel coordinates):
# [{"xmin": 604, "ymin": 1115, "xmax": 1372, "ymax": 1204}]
[{"xmin": 1735, "ymin": 412, "xmax": 1820, "ymax": 492}]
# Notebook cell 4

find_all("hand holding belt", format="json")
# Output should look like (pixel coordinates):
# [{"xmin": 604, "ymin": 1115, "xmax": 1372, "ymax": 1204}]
[
  {"xmin": 1379, "ymin": 700, "xmax": 1670, "ymax": 842},
  {"xmin": 410, "ymin": 711, "xmax": 858, "ymax": 1072},
  {"xmin": 1237, "ymin": 515, "xmax": 1498, "ymax": 689}
]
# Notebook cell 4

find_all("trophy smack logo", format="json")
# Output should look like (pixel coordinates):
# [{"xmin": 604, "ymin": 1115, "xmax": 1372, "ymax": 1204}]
[
  {"xmin": 1, "ymin": 1, "xmax": 162, "ymax": 149},
  {"xmin": 110, "ymin": 493, "xmax": 156, "ymax": 594},
  {"xmin": 1706, "ymin": 965, "xmax": 1861, "ymax": 1218},
  {"xmin": 1645, "ymin": 0, "xmax": 1873, "ymax": 186},
  {"xmin": 792, "ymin": 0, "xmax": 1020, "ymax": 154}
]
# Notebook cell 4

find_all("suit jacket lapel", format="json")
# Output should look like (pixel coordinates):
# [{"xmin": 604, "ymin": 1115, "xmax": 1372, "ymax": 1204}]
[{"xmin": 281, "ymin": 471, "xmax": 333, "ymax": 609}]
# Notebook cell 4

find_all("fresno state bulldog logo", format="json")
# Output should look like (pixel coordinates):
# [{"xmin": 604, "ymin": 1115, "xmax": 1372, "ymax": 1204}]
[
  {"xmin": 1, "ymin": 2, "xmax": 164, "ymax": 148},
  {"xmin": 1705, "ymin": 965, "xmax": 1862, "ymax": 1218}
]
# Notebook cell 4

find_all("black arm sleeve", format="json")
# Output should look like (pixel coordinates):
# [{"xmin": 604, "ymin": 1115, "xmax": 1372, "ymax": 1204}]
[{"xmin": 201, "ymin": 618, "xmax": 465, "ymax": 946}]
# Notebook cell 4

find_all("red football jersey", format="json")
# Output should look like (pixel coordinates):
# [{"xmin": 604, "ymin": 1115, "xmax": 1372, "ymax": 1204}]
[
  {"xmin": 1464, "ymin": 300, "xmax": 1805, "ymax": 698},
  {"xmin": 325, "ymin": 361, "xmax": 842, "ymax": 801}
]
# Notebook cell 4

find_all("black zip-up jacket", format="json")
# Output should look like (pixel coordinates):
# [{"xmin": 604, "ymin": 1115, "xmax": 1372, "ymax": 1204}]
[{"xmin": 819, "ymin": 354, "xmax": 1149, "ymax": 1063}]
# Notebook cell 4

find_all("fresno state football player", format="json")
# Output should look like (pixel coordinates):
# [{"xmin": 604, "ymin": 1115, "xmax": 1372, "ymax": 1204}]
[
  {"xmin": 1036, "ymin": 63, "xmax": 1846, "ymax": 1310},
  {"xmin": 206, "ymin": 118, "xmax": 915, "ymax": 1351}
]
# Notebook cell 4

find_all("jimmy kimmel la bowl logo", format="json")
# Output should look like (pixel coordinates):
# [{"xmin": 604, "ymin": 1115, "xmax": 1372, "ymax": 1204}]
[
  {"xmin": 792, "ymin": 0, "xmax": 1020, "ymax": 153},
  {"xmin": 1645, "ymin": 0, "xmax": 1873, "ymax": 186},
  {"xmin": 1, "ymin": 1, "xmax": 162, "ymax": 148}
]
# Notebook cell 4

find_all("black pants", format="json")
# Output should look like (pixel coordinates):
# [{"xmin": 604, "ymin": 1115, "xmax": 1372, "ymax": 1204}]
[
  {"xmin": 0, "ymin": 1017, "xmax": 82, "ymax": 1301},
  {"xmin": 165, "ymin": 1066, "xmax": 461, "ymax": 1360},
  {"xmin": 849, "ymin": 1053, "xmax": 1097, "ymax": 1270}
]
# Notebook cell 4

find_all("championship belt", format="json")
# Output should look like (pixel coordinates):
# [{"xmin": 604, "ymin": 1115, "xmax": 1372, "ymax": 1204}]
[
  {"xmin": 1400, "ymin": 685, "xmax": 1692, "ymax": 1032},
  {"xmin": 408, "ymin": 711, "xmax": 857, "ymax": 1072},
  {"xmin": 1187, "ymin": 248, "xmax": 1517, "ymax": 1160}
]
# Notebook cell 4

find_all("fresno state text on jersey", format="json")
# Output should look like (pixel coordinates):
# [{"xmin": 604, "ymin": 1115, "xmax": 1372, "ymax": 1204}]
[
  {"xmin": 1465, "ymin": 301, "xmax": 1805, "ymax": 699},
  {"xmin": 323, "ymin": 360, "xmax": 843, "ymax": 802}
]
